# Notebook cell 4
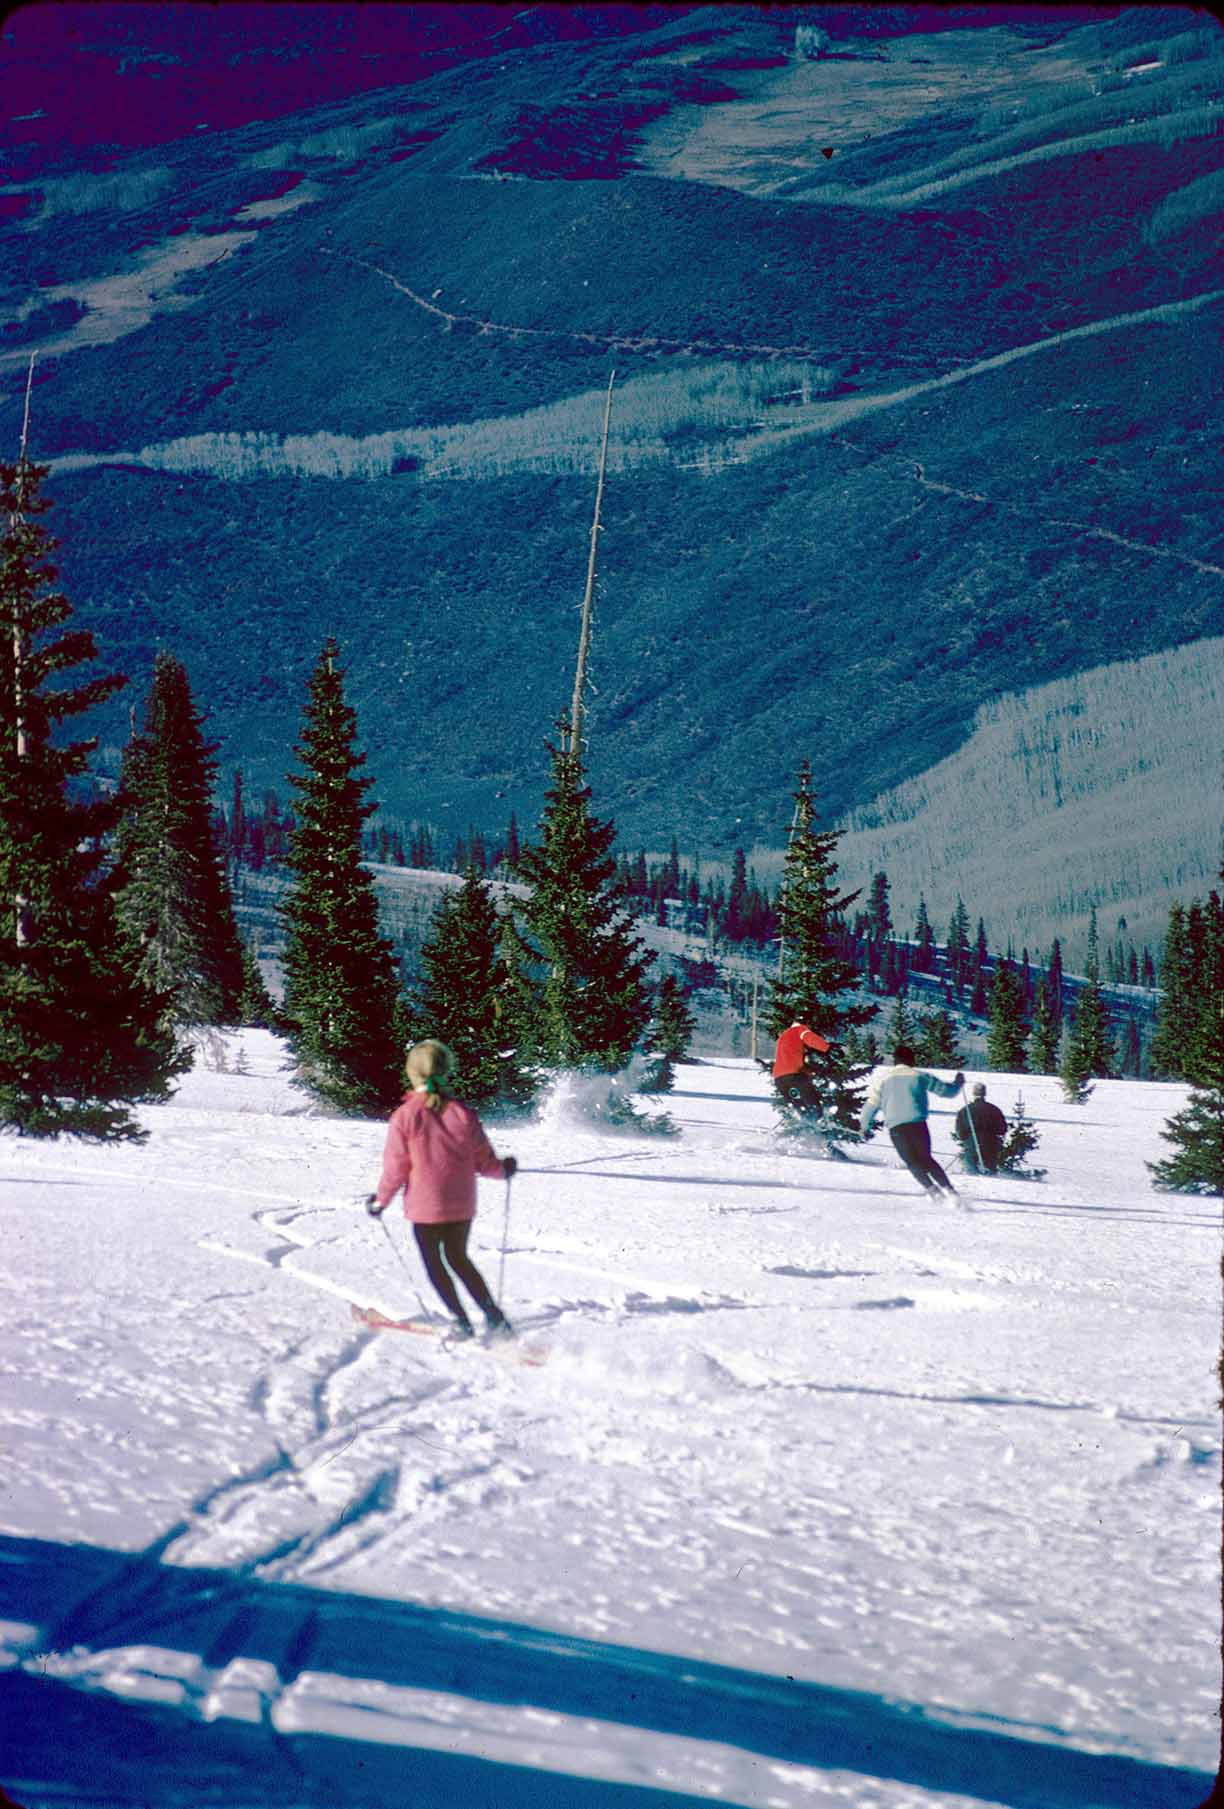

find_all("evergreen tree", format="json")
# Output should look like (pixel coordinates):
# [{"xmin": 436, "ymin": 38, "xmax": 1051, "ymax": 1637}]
[
  {"xmin": 280, "ymin": 638, "xmax": 405, "ymax": 1113},
  {"xmin": 986, "ymin": 959, "xmax": 1029, "ymax": 1072},
  {"xmin": 1029, "ymin": 982, "xmax": 1062, "ymax": 1074},
  {"xmin": 969, "ymin": 961, "xmax": 989, "ymax": 1018},
  {"xmin": 946, "ymin": 897, "xmax": 971, "ymax": 993},
  {"xmin": 844, "ymin": 1025, "xmax": 880, "ymax": 1068},
  {"xmin": 867, "ymin": 870, "xmax": 891, "ymax": 941},
  {"xmin": 114, "ymin": 651, "xmax": 247, "ymax": 1026},
  {"xmin": 0, "ymin": 455, "xmax": 186, "ymax": 1140},
  {"xmin": 641, "ymin": 972, "xmax": 697, "ymax": 1093},
  {"xmin": 1149, "ymin": 997, "xmax": 1224, "ymax": 1193},
  {"xmin": 912, "ymin": 894, "xmax": 935, "ymax": 971},
  {"xmin": 887, "ymin": 989, "xmax": 913, "ymax": 1051},
  {"xmin": 1117, "ymin": 1015, "xmax": 1143, "ymax": 1077},
  {"xmin": 236, "ymin": 937, "xmax": 277, "ymax": 1029},
  {"xmin": 913, "ymin": 1006, "xmax": 961, "ymax": 1066},
  {"xmin": 1045, "ymin": 938, "xmax": 1065, "ymax": 1029},
  {"xmin": 723, "ymin": 847, "xmax": 749, "ymax": 942},
  {"xmin": 515, "ymin": 721, "xmax": 653, "ymax": 1069},
  {"xmin": 1149, "ymin": 901, "xmax": 1195, "ymax": 1079},
  {"xmin": 997, "ymin": 1095, "xmax": 1046, "ymax": 1179},
  {"xmin": 414, "ymin": 866, "xmax": 536, "ymax": 1110},
  {"xmin": 1058, "ymin": 911, "xmax": 1114, "ymax": 1102},
  {"xmin": 230, "ymin": 768, "xmax": 246, "ymax": 863},
  {"xmin": 768, "ymin": 761, "xmax": 875, "ymax": 1132}
]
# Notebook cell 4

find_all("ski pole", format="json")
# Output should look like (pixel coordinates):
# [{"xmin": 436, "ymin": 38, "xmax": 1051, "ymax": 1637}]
[
  {"xmin": 376, "ymin": 1208, "xmax": 431, "ymax": 1319},
  {"xmin": 497, "ymin": 1174, "xmax": 512, "ymax": 1306},
  {"xmin": 961, "ymin": 1077, "xmax": 985, "ymax": 1173}
]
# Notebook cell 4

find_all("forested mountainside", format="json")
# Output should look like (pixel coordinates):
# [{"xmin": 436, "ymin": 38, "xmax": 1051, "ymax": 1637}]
[
  {"xmin": 2, "ymin": 3, "xmax": 1220, "ymax": 880},
  {"xmin": 833, "ymin": 636, "xmax": 1224, "ymax": 965}
]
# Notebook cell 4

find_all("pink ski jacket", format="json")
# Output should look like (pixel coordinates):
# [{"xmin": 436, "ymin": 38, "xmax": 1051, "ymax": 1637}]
[{"xmin": 375, "ymin": 1092, "xmax": 509, "ymax": 1224}]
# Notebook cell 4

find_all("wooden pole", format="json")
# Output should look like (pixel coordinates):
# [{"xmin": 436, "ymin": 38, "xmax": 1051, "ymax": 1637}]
[{"xmin": 567, "ymin": 369, "xmax": 615, "ymax": 754}]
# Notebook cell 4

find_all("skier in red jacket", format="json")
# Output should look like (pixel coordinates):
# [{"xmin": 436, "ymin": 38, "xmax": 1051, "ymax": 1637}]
[{"xmin": 772, "ymin": 1020, "xmax": 832, "ymax": 1115}]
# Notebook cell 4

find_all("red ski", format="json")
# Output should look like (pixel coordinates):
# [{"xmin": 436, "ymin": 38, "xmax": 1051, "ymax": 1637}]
[{"xmin": 350, "ymin": 1302, "xmax": 548, "ymax": 1365}]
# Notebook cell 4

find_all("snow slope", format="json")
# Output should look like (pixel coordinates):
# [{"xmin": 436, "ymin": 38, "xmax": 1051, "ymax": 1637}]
[{"xmin": 0, "ymin": 1035, "xmax": 1217, "ymax": 1808}]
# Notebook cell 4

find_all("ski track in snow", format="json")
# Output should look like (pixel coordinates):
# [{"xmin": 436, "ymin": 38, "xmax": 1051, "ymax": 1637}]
[{"xmin": 0, "ymin": 1039, "xmax": 1217, "ymax": 1808}]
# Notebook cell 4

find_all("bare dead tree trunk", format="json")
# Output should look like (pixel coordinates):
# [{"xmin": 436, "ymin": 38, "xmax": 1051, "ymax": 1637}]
[
  {"xmin": 566, "ymin": 369, "xmax": 615, "ymax": 756},
  {"xmin": 11, "ymin": 353, "xmax": 36, "ymax": 946}
]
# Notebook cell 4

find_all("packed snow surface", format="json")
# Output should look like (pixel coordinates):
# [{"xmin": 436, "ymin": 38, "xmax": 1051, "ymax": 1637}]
[{"xmin": 0, "ymin": 1034, "xmax": 1217, "ymax": 1808}]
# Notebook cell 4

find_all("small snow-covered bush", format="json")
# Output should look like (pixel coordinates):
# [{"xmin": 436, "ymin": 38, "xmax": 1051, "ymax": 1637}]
[{"xmin": 795, "ymin": 25, "xmax": 828, "ymax": 60}]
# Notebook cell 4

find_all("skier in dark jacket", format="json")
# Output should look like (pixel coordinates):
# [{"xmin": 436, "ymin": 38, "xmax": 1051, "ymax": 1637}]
[
  {"xmin": 955, "ymin": 1083, "xmax": 1008, "ymax": 1174},
  {"xmin": 772, "ymin": 1020, "xmax": 832, "ymax": 1115},
  {"xmin": 859, "ymin": 1042, "xmax": 962, "ymax": 1201}
]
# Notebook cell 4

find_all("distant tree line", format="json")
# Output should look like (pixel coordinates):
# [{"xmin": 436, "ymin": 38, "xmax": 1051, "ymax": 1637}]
[{"xmin": 4, "ymin": 456, "xmax": 1217, "ymax": 1190}]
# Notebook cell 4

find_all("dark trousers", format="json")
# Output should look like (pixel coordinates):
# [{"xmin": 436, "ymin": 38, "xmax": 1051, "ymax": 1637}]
[
  {"xmin": 413, "ymin": 1220, "xmax": 498, "ymax": 1326},
  {"xmin": 775, "ymin": 1071, "xmax": 823, "ymax": 1114},
  {"xmin": 889, "ymin": 1120, "xmax": 954, "ymax": 1195}
]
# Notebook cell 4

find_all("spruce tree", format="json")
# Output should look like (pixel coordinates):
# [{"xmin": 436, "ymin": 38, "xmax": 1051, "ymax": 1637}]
[
  {"xmin": 114, "ymin": 651, "xmax": 247, "ymax": 1026},
  {"xmin": 236, "ymin": 937, "xmax": 277, "ymax": 1029},
  {"xmin": 414, "ymin": 866, "xmax": 536, "ymax": 1110},
  {"xmin": 969, "ymin": 961, "xmax": 989, "ymax": 1018},
  {"xmin": 1059, "ymin": 911, "xmax": 1114, "ymax": 1102},
  {"xmin": 913, "ymin": 1006, "xmax": 961, "ymax": 1066},
  {"xmin": 887, "ymin": 989, "xmax": 913, "ymax": 1052},
  {"xmin": 997, "ymin": 1096, "xmax": 1046, "ymax": 1179},
  {"xmin": 768, "ymin": 761, "xmax": 875, "ymax": 1132},
  {"xmin": 0, "ymin": 456, "xmax": 186, "ymax": 1140},
  {"xmin": 867, "ymin": 870, "xmax": 891, "ymax": 941},
  {"xmin": 641, "ymin": 972, "xmax": 697, "ymax": 1093},
  {"xmin": 1149, "ymin": 997, "xmax": 1224, "ymax": 1193},
  {"xmin": 986, "ymin": 959, "xmax": 1029, "ymax": 1072},
  {"xmin": 1149, "ymin": 902, "xmax": 1193, "ymax": 1078},
  {"xmin": 946, "ymin": 897, "xmax": 971, "ymax": 994},
  {"xmin": 1029, "ymin": 979, "xmax": 1061, "ymax": 1074},
  {"xmin": 844, "ymin": 1025, "xmax": 881, "ymax": 1067},
  {"xmin": 280, "ymin": 639, "xmax": 405, "ymax": 1113},
  {"xmin": 515, "ymin": 721, "xmax": 653, "ymax": 1069},
  {"xmin": 913, "ymin": 895, "xmax": 935, "ymax": 972}
]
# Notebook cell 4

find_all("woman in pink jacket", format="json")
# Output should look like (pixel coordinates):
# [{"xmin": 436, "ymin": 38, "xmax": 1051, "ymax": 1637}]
[{"xmin": 368, "ymin": 1040, "xmax": 516, "ymax": 1339}]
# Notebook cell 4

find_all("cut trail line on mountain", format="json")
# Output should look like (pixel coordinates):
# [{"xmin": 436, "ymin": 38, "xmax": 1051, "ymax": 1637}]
[
  {"xmin": 319, "ymin": 245, "xmax": 912, "ymax": 366},
  {"xmin": 907, "ymin": 458, "xmax": 1224, "ymax": 580}
]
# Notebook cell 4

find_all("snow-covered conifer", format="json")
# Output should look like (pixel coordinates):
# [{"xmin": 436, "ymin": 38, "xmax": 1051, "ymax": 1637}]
[
  {"xmin": 768, "ymin": 761, "xmax": 875, "ymax": 1133},
  {"xmin": 114, "ymin": 651, "xmax": 247, "ymax": 1026},
  {"xmin": 514, "ymin": 720, "xmax": 653, "ymax": 1070},
  {"xmin": 1149, "ymin": 997, "xmax": 1224, "ymax": 1193},
  {"xmin": 1059, "ymin": 911, "xmax": 1114, "ymax": 1102},
  {"xmin": 986, "ymin": 959, "xmax": 1029, "ymax": 1072},
  {"xmin": 641, "ymin": 972, "xmax": 697, "ymax": 1092},
  {"xmin": 0, "ymin": 457, "xmax": 186, "ymax": 1139},
  {"xmin": 415, "ymin": 865, "xmax": 537, "ymax": 1110},
  {"xmin": 280, "ymin": 639, "xmax": 405, "ymax": 1113}
]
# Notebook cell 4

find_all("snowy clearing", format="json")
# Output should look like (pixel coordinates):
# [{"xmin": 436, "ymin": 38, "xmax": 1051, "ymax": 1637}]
[{"xmin": 0, "ymin": 1034, "xmax": 1217, "ymax": 1808}]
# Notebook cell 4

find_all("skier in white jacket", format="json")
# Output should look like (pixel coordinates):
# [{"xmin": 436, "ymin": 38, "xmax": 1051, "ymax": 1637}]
[{"xmin": 860, "ymin": 1042, "xmax": 963, "ymax": 1201}]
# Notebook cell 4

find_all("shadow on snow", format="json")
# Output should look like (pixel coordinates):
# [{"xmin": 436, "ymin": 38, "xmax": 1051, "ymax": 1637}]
[{"xmin": 0, "ymin": 1533, "xmax": 1213, "ymax": 1809}]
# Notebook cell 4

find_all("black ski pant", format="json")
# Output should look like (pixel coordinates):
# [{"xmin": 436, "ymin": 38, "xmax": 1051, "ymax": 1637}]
[
  {"xmin": 775, "ymin": 1071, "xmax": 823, "ymax": 1115},
  {"xmin": 413, "ymin": 1220, "xmax": 498, "ymax": 1326},
  {"xmin": 889, "ymin": 1120, "xmax": 954, "ymax": 1196}
]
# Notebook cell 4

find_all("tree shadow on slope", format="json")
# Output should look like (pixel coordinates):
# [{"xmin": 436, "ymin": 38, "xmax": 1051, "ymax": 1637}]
[{"xmin": 0, "ymin": 1532, "xmax": 1212, "ymax": 1809}]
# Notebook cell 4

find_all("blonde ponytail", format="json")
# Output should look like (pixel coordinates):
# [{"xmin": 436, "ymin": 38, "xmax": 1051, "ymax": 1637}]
[{"xmin": 404, "ymin": 1040, "xmax": 456, "ymax": 1112}]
